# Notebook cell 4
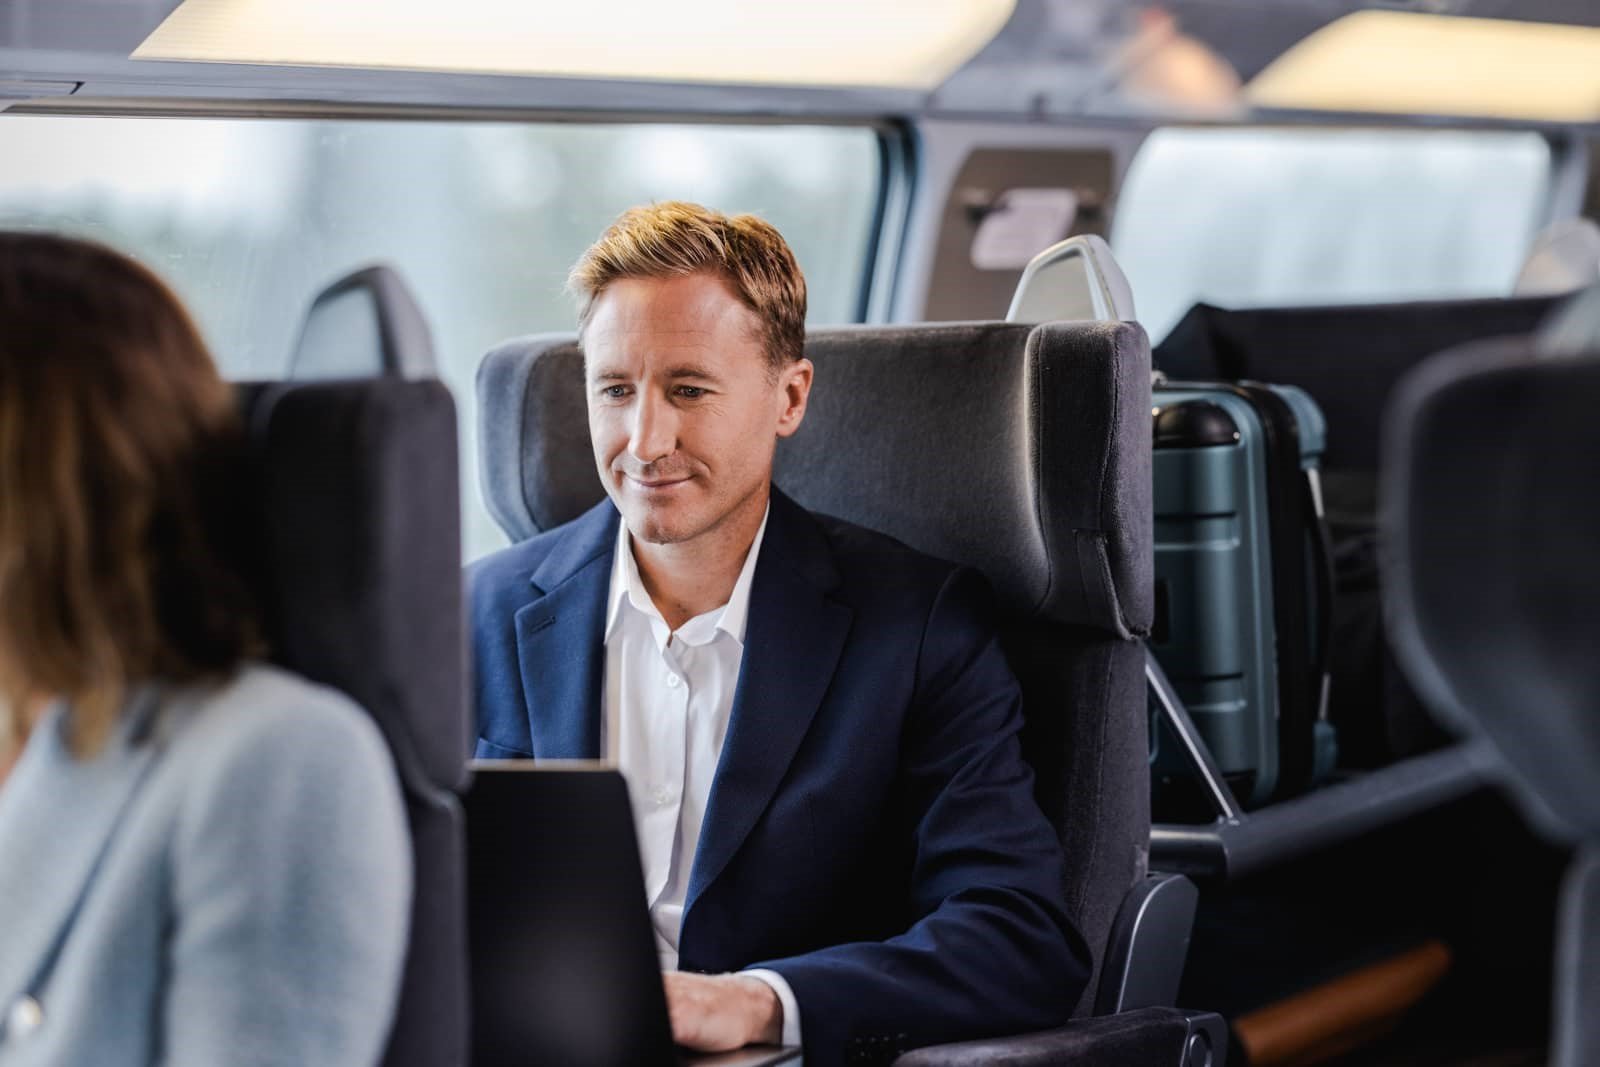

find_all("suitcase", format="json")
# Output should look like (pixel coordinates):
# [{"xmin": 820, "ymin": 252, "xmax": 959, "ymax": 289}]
[{"xmin": 1149, "ymin": 380, "xmax": 1337, "ymax": 810}]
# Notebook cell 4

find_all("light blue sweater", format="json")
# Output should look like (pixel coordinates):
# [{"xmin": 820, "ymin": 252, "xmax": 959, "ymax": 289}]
[{"xmin": 0, "ymin": 664, "xmax": 411, "ymax": 1066}]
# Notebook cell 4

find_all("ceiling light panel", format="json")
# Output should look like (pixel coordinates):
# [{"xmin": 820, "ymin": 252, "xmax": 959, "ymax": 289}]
[
  {"xmin": 1248, "ymin": 11, "xmax": 1600, "ymax": 124},
  {"xmin": 133, "ymin": 0, "xmax": 1016, "ymax": 91}
]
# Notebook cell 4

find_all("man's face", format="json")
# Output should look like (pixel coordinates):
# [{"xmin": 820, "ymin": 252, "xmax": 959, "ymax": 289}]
[{"xmin": 584, "ymin": 272, "xmax": 811, "ymax": 547}]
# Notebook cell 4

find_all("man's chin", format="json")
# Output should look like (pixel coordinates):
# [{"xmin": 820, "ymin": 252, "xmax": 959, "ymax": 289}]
[{"xmin": 619, "ymin": 504, "xmax": 696, "ymax": 547}]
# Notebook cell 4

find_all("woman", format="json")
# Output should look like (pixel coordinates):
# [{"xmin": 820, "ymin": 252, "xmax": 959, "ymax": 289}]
[{"xmin": 0, "ymin": 232, "xmax": 411, "ymax": 1065}]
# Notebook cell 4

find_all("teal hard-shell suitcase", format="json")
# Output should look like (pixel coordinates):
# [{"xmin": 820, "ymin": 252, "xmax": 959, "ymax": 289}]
[{"xmin": 1149, "ymin": 380, "xmax": 1337, "ymax": 809}]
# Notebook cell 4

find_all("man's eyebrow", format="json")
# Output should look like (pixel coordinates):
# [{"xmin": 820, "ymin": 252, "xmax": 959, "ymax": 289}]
[
  {"xmin": 585, "ymin": 364, "xmax": 723, "ymax": 382},
  {"xmin": 665, "ymin": 364, "xmax": 722, "ymax": 381}
]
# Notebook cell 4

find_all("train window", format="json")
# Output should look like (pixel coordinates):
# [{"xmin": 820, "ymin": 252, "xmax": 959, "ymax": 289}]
[
  {"xmin": 1112, "ymin": 127, "xmax": 1552, "ymax": 341},
  {"xmin": 0, "ymin": 115, "xmax": 883, "ymax": 559}
]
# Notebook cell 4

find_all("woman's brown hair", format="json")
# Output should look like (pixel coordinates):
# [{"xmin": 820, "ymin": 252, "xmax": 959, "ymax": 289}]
[{"xmin": 0, "ymin": 232, "xmax": 263, "ymax": 757}]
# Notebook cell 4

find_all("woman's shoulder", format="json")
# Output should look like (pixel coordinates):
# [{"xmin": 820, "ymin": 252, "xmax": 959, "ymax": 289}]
[
  {"xmin": 151, "ymin": 663, "xmax": 409, "ymax": 890},
  {"xmin": 158, "ymin": 663, "xmax": 396, "ymax": 791},
  {"xmin": 191, "ymin": 661, "xmax": 367, "ymax": 722}
]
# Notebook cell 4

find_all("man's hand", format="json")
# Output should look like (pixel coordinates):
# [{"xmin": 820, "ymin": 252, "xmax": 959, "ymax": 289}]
[{"xmin": 662, "ymin": 971, "xmax": 783, "ymax": 1052}]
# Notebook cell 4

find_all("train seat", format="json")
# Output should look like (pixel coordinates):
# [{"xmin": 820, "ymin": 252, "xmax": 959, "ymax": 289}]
[
  {"xmin": 236, "ymin": 378, "xmax": 471, "ymax": 1067},
  {"xmin": 477, "ymin": 321, "xmax": 1225, "ymax": 1065},
  {"xmin": 288, "ymin": 263, "xmax": 437, "ymax": 379},
  {"xmin": 1384, "ymin": 339, "xmax": 1600, "ymax": 1067}
]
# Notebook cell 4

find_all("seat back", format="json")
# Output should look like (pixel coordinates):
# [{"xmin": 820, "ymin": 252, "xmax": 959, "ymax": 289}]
[
  {"xmin": 1383, "ymin": 341, "xmax": 1600, "ymax": 842},
  {"xmin": 237, "ymin": 378, "xmax": 470, "ymax": 1067},
  {"xmin": 1155, "ymin": 296, "xmax": 1560, "ymax": 474},
  {"xmin": 289, "ymin": 264, "xmax": 437, "ymax": 379},
  {"xmin": 1006, "ymin": 235, "xmax": 1138, "ymax": 324},
  {"xmin": 784, "ymin": 321, "xmax": 1154, "ymax": 1019},
  {"xmin": 476, "ymin": 320, "xmax": 1155, "ymax": 1017},
  {"xmin": 1384, "ymin": 341, "xmax": 1600, "ymax": 1067}
]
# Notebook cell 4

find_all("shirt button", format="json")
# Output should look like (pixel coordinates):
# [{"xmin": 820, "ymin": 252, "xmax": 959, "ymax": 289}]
[
  {"xmin": 652, "ymin": 786, "xmax": 673, "ymax": 807},
  {"xmin": 666, "ymin": 674, "xmax": 681, "ymax": 688}
]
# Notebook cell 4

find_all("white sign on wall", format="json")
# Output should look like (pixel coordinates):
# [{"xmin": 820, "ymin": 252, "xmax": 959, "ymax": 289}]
[{"xmin": 970, "ymin": 187, "xmax": 1080, "ymax": 271}]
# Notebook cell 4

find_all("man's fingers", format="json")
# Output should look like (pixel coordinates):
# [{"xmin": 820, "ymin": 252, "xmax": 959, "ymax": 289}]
[
  {"xmin": 661, "ymin": 972, "xmax": 749, "ymax": 1052},
  {"xmin": 663, "ymin": 973, "xmax": 713, "ymax": 1050}
]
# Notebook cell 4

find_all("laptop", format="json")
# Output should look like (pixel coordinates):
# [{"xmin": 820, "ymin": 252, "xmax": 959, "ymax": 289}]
[{"xmin": 464, "ymin": 761, "xmax": 801, "ymax": 1067}]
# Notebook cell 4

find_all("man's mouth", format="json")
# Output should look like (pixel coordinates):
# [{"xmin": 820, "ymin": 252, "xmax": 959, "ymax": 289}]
[{"xmin": 625, "ymin": 473, "xmax": 692, "ymax": 489}]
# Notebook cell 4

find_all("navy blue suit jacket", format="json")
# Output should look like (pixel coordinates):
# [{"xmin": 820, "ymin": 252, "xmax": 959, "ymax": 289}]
[{"xmin": 468, "ymin": 488, "xmax": 1090, "ymax": 1065}]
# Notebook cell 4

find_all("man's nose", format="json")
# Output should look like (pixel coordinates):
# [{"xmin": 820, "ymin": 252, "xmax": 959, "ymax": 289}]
[{"xmin": 628, "ymin": 392, "xmax": 677, "ymax": 465}]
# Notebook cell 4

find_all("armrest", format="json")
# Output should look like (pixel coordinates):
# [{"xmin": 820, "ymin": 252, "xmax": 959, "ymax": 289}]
[
  {"xmin": 1096, "ymin": 873, "xmax": 1199, "ymax": 1013},
  {"xmin": 892, "ymin": 1008, "xmax": 1226, "ymax": 1067}
]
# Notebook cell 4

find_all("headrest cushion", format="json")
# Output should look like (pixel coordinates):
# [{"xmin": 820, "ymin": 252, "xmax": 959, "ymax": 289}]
[{"xmin": 238, "ymin": 378, "xmax": 468, "ymax": 792}]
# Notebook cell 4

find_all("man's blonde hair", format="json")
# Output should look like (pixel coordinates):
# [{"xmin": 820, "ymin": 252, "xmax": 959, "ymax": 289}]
[{"xmin": 568, "ymin": 201, "xmax": 807, "ymax": 370}]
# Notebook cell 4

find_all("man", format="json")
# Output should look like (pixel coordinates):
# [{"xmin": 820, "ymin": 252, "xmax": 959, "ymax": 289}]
[{"xmin": 470, "ymin": 202, "xmax": 1089, "ymax": 1066}]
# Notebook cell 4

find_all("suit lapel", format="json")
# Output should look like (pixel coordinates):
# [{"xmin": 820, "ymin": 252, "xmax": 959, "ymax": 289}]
[
  {"xmin": 686, "ymin": 491, "xmax": 852, "ymax": 911},
  {"xmin": 0, "ymin": 694, "xmax": 162, "ymax": 1009},
  {"xmin": 513, "ymin": 502, "xmax": 619, "ymax": 760}
]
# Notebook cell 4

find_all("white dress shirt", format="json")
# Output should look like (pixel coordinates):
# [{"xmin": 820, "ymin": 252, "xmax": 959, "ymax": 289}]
[{"xmin": 601, "ymin": 505, "xmax": 801, "ymax": 1047}]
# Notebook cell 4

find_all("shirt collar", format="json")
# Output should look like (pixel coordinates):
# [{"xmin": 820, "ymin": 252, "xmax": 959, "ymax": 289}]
[{"xmin": 604, "ymin": 503, "xmax": 771, "ymax": 650}]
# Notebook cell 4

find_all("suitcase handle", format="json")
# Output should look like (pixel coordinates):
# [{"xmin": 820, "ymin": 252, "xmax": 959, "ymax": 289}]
[{"xmin": 1302, "ymin": 468, "xmax": 1337, "ymax": 723}]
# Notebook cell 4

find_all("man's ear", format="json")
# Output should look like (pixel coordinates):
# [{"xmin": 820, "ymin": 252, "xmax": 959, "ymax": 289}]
[{"xmin": 775, "ymin": 358, "xmax": 813, "ymax": 439}]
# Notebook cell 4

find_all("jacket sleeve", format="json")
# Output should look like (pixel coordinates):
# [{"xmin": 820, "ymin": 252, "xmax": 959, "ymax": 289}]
[
  {"xmin": 467, "ymin": 550, "xmax": 538, "ymax": 757},
  {"xmin": 159, "ymin": 691, "xmax": 412, "ymax": 1067},
  {"xmin": 754, "ymin": 568, "xmax": 1092, "ymax": 1066}
]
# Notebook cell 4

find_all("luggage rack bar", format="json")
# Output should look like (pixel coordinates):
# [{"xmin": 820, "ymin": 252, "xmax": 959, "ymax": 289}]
[{"xmin": 1147, "ymin": 647, "xmax": 1499, "ymax": 883}]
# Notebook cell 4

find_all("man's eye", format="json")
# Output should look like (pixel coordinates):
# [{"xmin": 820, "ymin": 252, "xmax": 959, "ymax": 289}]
[
  {"xmin": 600, "ymin": 385, "xmax": 629, "ymax": 399},
  {"xmin": 676, "ymin": 386, "xmax": 705, "ymax": 399}
]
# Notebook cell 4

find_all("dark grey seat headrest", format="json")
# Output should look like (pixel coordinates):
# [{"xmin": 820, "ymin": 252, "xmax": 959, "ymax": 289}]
[
  {"xmin": 1383, "ymin": 340, "xmax": 1600, "ymax": 841},
  {"xmin": 780, "ymin": 322, "xmax": 1152, "ymax": 635},
  {"xmin": 477, "ymin": 321, "xmax": 1153, "ymax": 637},
  {"xmin": 476, "ymin": 333, "xmax": 597, "ymax": 544},
  {"xmin": 237, "ymin": 378, "xmax": 469, "ymax": 793},
  {"xmin": 290, "ymin": 263, "xmax": 437, "ymax": 380}
]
